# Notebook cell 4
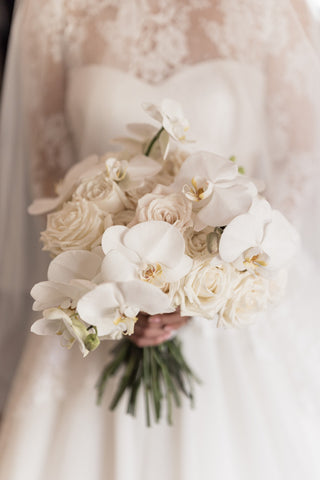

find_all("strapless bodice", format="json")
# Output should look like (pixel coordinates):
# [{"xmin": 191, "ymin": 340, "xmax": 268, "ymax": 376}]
[{"xmin": 66, "ymin": 61, "xmax": 267, "ymax": 177}]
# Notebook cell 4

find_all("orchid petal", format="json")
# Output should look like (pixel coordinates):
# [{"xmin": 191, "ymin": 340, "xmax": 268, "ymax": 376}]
[
  {"xmin": 123, "ymin": 221, "xmax": 185, "ymax": 268},
  {"xmin": 31, "ymin": 317, "xmax": 62, "ymax": 336},
  {"xmin": 102, "ymin": 225, "xmax": 128, "ymax": 255},
  {"xmin": 101, "ymin": 250, "xmax": 138, "ymax": 282},
  {"xmin": 77, "ymin": 283, "xmax": 121, "ymax": 335},
  {"xmin": 48, "ymin": 250, "xmax": 102, "ymax": 283},
  {"xmin": 219, "ymin": 213, "xmax": 264, "ymax": 262},
  {"xmin": 28, "ymin": 155, "xmax": 101, "ymax": 215},
  {"xmin": 163, "ymin": 255, "xmax": 193, "ymax": 282},
  {"xmin": 249, "ymin": 196, "xmax": 272, "ymax": 221},
  {"xmin": 262, "ymin": 210, "xmax": 300, "ymax": 269},
  {"xmin": 117, "ymin": 281, "xmax": 172, "ymax": 315},
  {"xmin": 198, "ymin": 183, "xmax": 253, "ymax": 227},
  {"xmin": 31, "ymin": 281, "xmax": 82, "ymax": 311},
  {"xmin": 159, "ymin": 130, "xmax": 170, "ymax": 159},
  {"xmin": 28, "ymin": 197, "xmax": 63, "ymax": 215},
  {"xmin": 127, "ymin": 155, "xmax": 162, "ymax": 181},
  {"xmin": 126, "ymin": 123, "xmax": 157, "ymax": 139},
  {"xmin": 142, "ymin": 102, "xmax": 163, "ymax": 123},
  {"xmin": 173, "ymin": 151, "xmax": 238, "ymax": 190}
]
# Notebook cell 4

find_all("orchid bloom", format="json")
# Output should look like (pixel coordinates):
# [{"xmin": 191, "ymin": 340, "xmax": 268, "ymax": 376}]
[
  {"xmin": 143, "ymin": 99, "xmax": 190, "ymax": 143},
  {"xmin": 30, "ymin": 250, "xmax": 102, "ymax": 311},
  {"xmin": 28, "ymin": 155, "xmax": 103, "ymax": 215},
  {"xmin": 100, "ymin": 221, "xmax": 192, "ymax": 287},
  {"xmin": 31, "ymin": 308, "xmax": 91, "ymax": 357},
  {"xmin": 219, "ymin": 197, "xmax": 300, "ymax": 274},
  {"xmin": 104, "ymin": 155, "xmax": 162, "ymax": 191},
  {"xmin": 171, "ymin": 151, "xmax": 257, "ymax": 230},
  {"xmin": 77, "ymin": 281, "xmax": 172, "ymax": 339},
  {"xmin": 111, "ymin": 123, "xmax": 158, "ymax": 154}
]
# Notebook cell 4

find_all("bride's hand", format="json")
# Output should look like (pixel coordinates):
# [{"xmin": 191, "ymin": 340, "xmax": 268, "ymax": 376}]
[{"xmin": 130, "ymin": 310, "xmax": 190, "ymax": 347}]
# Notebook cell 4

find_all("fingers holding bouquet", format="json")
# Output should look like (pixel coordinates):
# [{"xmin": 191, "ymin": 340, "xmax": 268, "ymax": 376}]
[{"xmin": 130, "ymin": 310, "xmax": 190, "ymax": 347}]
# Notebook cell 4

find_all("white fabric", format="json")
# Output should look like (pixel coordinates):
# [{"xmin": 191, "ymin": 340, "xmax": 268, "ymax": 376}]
[{"xmin": 0, "ymin": 0, "xmax": 320, "ymax": 479}]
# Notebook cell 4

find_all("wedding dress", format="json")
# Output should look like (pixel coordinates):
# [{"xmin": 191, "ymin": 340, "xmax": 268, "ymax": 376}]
[{"xmin": 0, "ymin": 1, "xmax": 320, "ymax": 479}]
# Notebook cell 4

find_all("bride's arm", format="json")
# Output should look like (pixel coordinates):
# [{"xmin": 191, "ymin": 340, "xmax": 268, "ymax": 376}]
[
  {"xmin": 19, "ymin": 0, "xmax": 76, "ymax": 198},
  {"xmin": 263, "ymin": 0, "xmax": 320, "ymax": 261},
  {"xmin": 0, "ymin": 0, "xmax": 75, "ymax": 410}
]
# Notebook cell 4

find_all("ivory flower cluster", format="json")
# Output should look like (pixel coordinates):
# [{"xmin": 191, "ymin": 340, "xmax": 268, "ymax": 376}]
[{"xmin": 29, "ymin": 99, "xmax": 299, "ymax": 356}]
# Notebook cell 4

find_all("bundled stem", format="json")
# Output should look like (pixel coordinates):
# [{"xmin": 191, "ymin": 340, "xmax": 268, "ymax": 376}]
[{"xmin": 96, "ymin": 338, "xmax": 200, "ymax": 426}]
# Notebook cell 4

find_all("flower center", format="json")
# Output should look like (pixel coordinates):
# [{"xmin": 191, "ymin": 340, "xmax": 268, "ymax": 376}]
[
  {"xmin": 140, "ymin": 263, "xmax": 163, "ymax": 282},
  {"xmin": 113, "ymin": 315, "xmax": 137, "ymax": 336},
  {"xmin": 183, "ymin": 176, "xmax": 214, "ymax": 202},
  {"xmin": 244, "ymin": 250, "xmax": 269, "ymax": 269},
  {"xmin": 105, "ymin": 158, "xmax": 128, "ymax": 182},
  {"xmin": 172, "ymin": 122, "xmax": 189, "ymax": 141}
]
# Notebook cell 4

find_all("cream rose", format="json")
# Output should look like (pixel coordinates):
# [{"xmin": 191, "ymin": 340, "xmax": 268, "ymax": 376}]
[
  {"xmin": 179, "ymin": 255, "xmax": 237, "ymax": 319},
  {"xmin": 184, "ymin": 227, "xmax": 222, "ymax": 258},
  {"xmin": 131, "ymin": 187, "xmax": 193, "ymax": 232},
  {"xmin": 217, "ymin": 269, "xmax": 287, "ymax": 328},
  {"xmin": 41, "ymin": 199, "xmax": 111, "ymax": 255},
  {"xmin": 112, "ymin": 208, "xmax": 136, "ymax": 226},
  {"xmin": 73, "ymin": 173, "xmax": 127, "ymax": 214}
]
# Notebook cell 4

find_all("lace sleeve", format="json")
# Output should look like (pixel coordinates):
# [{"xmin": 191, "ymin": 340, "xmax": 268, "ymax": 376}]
[
  {"xmin": 20, "ymin": 0, "xmax": 76, "ymax": 197},
  {"xmin": 202, "ymin": 0, "xmax": 320, "ymax": 227},
  {"xmin": 263, "ymin": 0, "xmax": 320, "ymax": 224}
]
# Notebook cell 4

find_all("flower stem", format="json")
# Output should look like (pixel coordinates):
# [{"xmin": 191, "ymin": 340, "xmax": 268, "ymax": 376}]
[
  {"xmin": 144, "ymin": 127, "xmax": 164, "ymax": 157},
  {"xmin": 97, "ymin": 338, "xmax": 200, "ymax": 426}
]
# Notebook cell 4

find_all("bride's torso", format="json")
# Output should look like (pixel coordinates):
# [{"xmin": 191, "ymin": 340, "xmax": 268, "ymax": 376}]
[
  {"xmin": 60, "ymin": 1, "xmax": 272, "ymax": 187},
  {"xmin": 66, "ymin": 61, "xmax": 266, "ymax": 179},
  {"xmin": 23, "ymin": 0, "xmax": 320, "ymax": 236}
]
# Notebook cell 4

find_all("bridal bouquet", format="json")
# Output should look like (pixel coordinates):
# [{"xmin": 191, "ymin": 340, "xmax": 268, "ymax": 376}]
[{"xmin": 29, "ymin": 99, "xmax": 299, "ymax": 425}]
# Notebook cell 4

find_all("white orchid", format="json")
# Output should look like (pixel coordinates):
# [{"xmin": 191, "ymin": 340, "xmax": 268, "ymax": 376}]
[
  {"xmin": 143, "ymin": 99, "xmax": 190, "ymax": 143},
  {"xmin": 104, "ymin": 155, "xmax": 162, "ymax": 191},
  {"xmin": 171, "ymin": 151, "xmax": 257, "ymax": 230},
  {"xmin": 77, "ymin": 281, "xmax": 172, "ymax": 339},
  {"xmin": 28, "ymin": 155, "xmax": 103, "ymax": 215},
  {"xmin": 31, "ymin": 308, "xmax": 91, "ymax": 357},
  {"xmin": 101, "ymin": 221, "xmax": 192, "ymax": 287},
  {"xmin": 111, "ymin": 123, "xmax": 158, "ymax": 155},
  {"xmin": 31, "ymin": 250, "xmax": 102, "ymax": 311},
  {"xmin": 219, "ymin": 197, "xmax": 300, "ymax": 274}
]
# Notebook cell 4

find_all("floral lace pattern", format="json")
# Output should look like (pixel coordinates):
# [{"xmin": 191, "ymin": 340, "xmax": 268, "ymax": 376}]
[{"xmin": 19, "ymin": 0, "xmax": 320, "ymax": 221}]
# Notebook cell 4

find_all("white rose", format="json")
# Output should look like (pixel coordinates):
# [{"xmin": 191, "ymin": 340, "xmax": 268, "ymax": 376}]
[
  {"xmin": 124, "ymin": 180, "xmax": 155, "ymax": 209},
  {"xmin": 162, "ymin": 148, "xmax": 188, "ymax": 177},
  {"xmin": 218, "ymin": 269, "xmax": 287, "ymax": 328},
  {"xmin": 132, "ymin": 187, "xmax": 193, "ymax": 233},
  {"xmin": 179, "ymin": 255, "xmax": 237, "ymax": 319},
  {"xmin": 73, "ymin": 173, "xmax": 127, "ymax": 214},
  {"xmin": 184, "ymin": 227, "xmax": 222, "ymax": 258},
  {"xmin": 112, "ymin": 208, "xmax": 136, "ymax": 226},
  {"xmin": 41, "ymin": 199, "xmax": 111, "ymax": 255}
]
